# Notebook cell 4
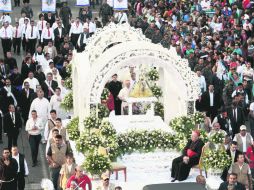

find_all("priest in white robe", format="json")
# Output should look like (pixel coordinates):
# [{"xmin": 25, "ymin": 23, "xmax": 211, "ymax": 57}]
[
  {"xmin": 29, "ymin": 90, "xmax": 50, "ymax": 143},
  {"xmin": 22, "ymin": 71, "xmax": 40, "ymax": 91},
  {"xmin": 118, "ymin": 80, "xmax": 131, "ymax": 115},
  {"xmin": 49, "ymin": 87, "xmax": 67, "ymax": 119}
]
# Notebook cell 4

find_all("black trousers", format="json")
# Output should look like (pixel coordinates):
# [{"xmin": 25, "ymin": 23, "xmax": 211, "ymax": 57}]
[
  {"xmin": 7, "ymin": 133, "xmax": 19, "ymax": 150},
  {"xmin": 27, "ymin": 39, "xmax": 37, "ymax": 55},
  {"xmin": 13, "ymin": 38, "xmax": 21, "ymax": 54},
  {"xmin": 14, "ymin": 0, "xmax": 20, "ymax": 6},
  {"xmin": 71, "ymin": 33, "xmax": 80, "ymax": 48},
  {"xmin": 43, "ymin": 38, "xmax": 51, "ymax": 48},
  {"xmin": 22, "ymin": 36, "xmax": 28, "ymax": 52},
  {"xmin": 50, "ymin": 167, "xmax": 61, "ymax": 190},
  {"xmin": 16, "ymin": 172, "xmax": 25, "ymax": 190},
  {"xmin": 29, "ymin": 134, "xmax": 41, "ymax": 164},
  {"xmin": 1, "ymin": 38, "xmax": 12, "ymax": 57},
  {"xmin": 207, "ymin": 106, "xmax": 218, "ymax": 121}
]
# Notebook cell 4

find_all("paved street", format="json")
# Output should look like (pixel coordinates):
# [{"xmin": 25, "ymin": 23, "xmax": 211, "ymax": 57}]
[{"xmin": 0, "ymin": 0, "xmax": 99, "ymax": 189}]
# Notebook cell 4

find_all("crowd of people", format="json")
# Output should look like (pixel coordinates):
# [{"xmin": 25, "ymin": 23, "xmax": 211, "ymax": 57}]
[{"xmin": 0, "ymin": 0, "xmax": 253, "ymax": 189}]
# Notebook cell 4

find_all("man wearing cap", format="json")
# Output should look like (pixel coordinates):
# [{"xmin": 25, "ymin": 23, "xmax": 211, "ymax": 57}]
[
  {"xmin": 171, "ymin": 130, "xmax": 204, "ymax": 182},
  {"xmin": 233, "ymin": 125, "xmax": 253, "ymax": 153}
]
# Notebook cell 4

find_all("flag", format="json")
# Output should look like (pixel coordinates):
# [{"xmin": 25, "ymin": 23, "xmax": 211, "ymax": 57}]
[
  {"xmin": 0, "ymin": 0, "xmax": 12, "ymax": 12},
  {"xmin": 113, "ymin": 0, "xmax": 128, "ymax": 10},
  {"xmin": 42, "ymin": 0, "xmax": 56, "ymax": 12},
  {"xmin": 76, "ymin": 0, "xmax": 90, "ymax": 6}
]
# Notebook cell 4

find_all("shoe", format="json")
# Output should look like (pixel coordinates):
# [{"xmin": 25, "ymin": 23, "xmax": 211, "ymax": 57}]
[{"xmin": 171, "ymin": 179, "xmax": 176, "ymax": 182}]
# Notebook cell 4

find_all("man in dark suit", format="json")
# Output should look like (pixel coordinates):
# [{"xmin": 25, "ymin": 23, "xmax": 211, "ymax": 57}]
[
  {"xmin": 0, "ymin": 58, "xmax": 10, "ymax": 88},
  {"xmin": 3, "ymin": 105, "xmax": 22, "ymax": 150},
  {"xmin": 11, "ymin": 146, "xmax": 29, "ymax": 190},
  {"xmin": 54, "ymin": 21, "xmax": 66, "ymax": 52},
  {"xmin": 201, "ymin": 84, "xmax": 223, "ymax": 121},
  {"xmin": 108, "ymin": 74, "xmax": 122, "ymax": 115},
  {"xmin": 227, "ymin": 102, "xmax": 245, "ymax": 137},
  {"xmin": 21, "ymin": 56, "xmax": 36, "ymax": 81},
  {"xmin": 0, "ymin": 79, "xmax": 20, "ymax": 114},
  {"xmin": 221, "ymin": 141, "xmax": 242, "ymax": 181},
  {"xmin": 20, "ymin": 82, "xmax": 34, "ymax": 123},
  {"xmin": 41, "ymin": 72, "xmax": 58, "ymax": 100},
  {"xmin": 219, "ymin": 173, "xmax": 245, "ymax": 190}
]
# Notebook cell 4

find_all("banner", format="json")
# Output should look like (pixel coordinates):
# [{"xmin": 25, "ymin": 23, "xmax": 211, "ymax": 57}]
[
  {"xmin": 107, "ymin": 0, "xmax": 113, "ymax": 7},
  {"xmin": 42, "ymin": 0, "xmax": 56, "ymax": 12},
  {"xmin": 113, "ymin": 0, "xmax": 128, "ymax": 10},
  {"xmin": 76, "ymin": 0, "xmax": 90, "ymax": 6},
  {"xmin": 0, "ymin": 0, "xmax": 12, "ymax": 12}
]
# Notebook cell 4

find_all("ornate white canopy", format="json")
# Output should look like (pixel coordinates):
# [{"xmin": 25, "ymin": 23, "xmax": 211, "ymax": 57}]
[{"xmin": 72, "ymin": 23, "xmax": 200, "ymax": 123}]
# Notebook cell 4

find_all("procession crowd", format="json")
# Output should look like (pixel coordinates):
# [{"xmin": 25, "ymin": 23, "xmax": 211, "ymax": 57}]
[{"xmin": 0, "ymin": 0, "xmax": 254, "ymax": 189}]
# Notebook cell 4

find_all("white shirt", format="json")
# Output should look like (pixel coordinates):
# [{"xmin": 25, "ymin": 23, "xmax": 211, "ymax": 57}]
[
  {"xmin": 21, "ymin": 23, "xmax": 30, "ymax": 37},
  {"xmin": 37, "ymin": 20, "xmax": 47, "ymax": 31},
  {"xmin": 25, "ymin": 25, "xmax": 39, "ymax": 39},
  {"xmin": 198, "ymin": 75, "xmax": 206, "ymax": 92},
  {"xmin": 29, "ymin": 97, "xmax": 50, "ymax": 121},
  {"xmin": 49, "ymin": 94, "xmax": 67, "ymax": 119},
  {"xmin": 69, "ymin": 23, "xmax": 83, "ymax": 36},
  {"xmin": 12, "ymin": 154, "xmax": 29, "ymax": 175},
  {"xmin": 52, "ymin": 22, "xmax": 64, "ymax": 31},
  {"xmin": 201, "ymin": 0, "xmax": 210, "ymax": 10},
  {"xmin": 25, "ymin": 117, "xmax": 44, "ymax": 135},
  {"xmin": 12, "ymin": 26, "xmax": 23, "ymax": 38},
  {"xmin": 0, "ymin": 26, "xmax": 13, "ymax": 39},
  {"xmin": 0, "ymin": 15, "xmax": 11, "ymax": 25},
  {"xmin": 209, "ymin": 92, "xmax": 214, "ymax": 106},
  {"xmin": 23, "ymin": 77, "xmax": 39, "ymax": 92},
  {"xmin": 83, "ymin": 22, "xmax": 96, "ymax": 34},
  {"xmin": 44, "ymin": 118, "xmax": 56, "ymax": 141},
  {"xmin": 114, "ymin": 12, "xmax": 128, "ymax": 24},
  {"xmin": 41, "ymin": 27, "xmax": 55, "ymax": 42},
  {"xmin": 250, "ymin": 102, "xmax": 254, "ymax": 112},
  {"xmin": 33, "ymin": 52, "xmax": 46, "ymax": 65},
  {"xmin": 19, "ymin": 17, "xmax": 30, "ymax": 26},
  {"xmin": 77, "ymin": 32, "xmax": 88, "ymax": 47}
]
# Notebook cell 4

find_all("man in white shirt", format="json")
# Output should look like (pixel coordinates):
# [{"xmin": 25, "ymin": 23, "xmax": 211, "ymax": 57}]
[
  {"xmin": 0, "ymin": 21, "xmax": 13, "ymax": 57},
  {"xmin": 196, "ymin": 70, "xmax": 206, "ymax": 94},
  {"xmin": 23, "ymin": 71, "xmax": 39, "ymax": 91},
  {"xmin": 12, "ymin": 22, "xmax": 22, "ymax": 55},
  {"xmin": 11, "ymin": 146, "xmax": 29, "ymax": 190},
  {"xmin": 37, "ymin": 15, "xmax": 47, "ymax": 44},
  {"xmin": 21, "ymin": 18, "xmax": 30, "ymax": 52},
  {"xmin": 25, "ymin": 20, "xmax": 39, "ymax": 55},
  {"xmin": 41, "ymin": 22, "xmax": 54, "ymax": 47},
  {"xmin": 0, "ymin": 13, "xmax": 12, "ymax": 25},
  {"xmin": 233, "ymin": 125, "xmax": 253, "ymax": 153},
  {"xmin": 19, "ymin": 13, "xmax": 30, "ymax": 26},
  {"xmin": 49, "ymin": 87, "xmax": 67, "ymax": 119},
  {"xmin": 69, "ymin": 18, "xmax": 83, "ymax": 48},
  {"xmin": 26, "ymin": 110, "xmax": 44, "ymax": 166},
  {"xmin": 83, "ymin": 19, "xmax": 96, "ymax": 36},
  {"xmin": 77, "ymin": 27, "xmax": 89, "ymax": 52},
  {"xmin": 114, "ymin": 10, "xmax": 128, "ymax": 24},
  {"xmin": 29, "ymin": 90, "xmax": 50, "ymax": 143},
  {"xmin": 118, "ymin": 80, "xmax": 131, "ymax": 115},
  {"xmin": 231, "ymin": 83, "xmax": 249, "ymax": 105}
]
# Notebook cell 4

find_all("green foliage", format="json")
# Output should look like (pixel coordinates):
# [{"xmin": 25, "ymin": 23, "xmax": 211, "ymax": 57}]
[
  {"xmin": 60, "ymin": 92, "xmax": 73, "ymax": 111},
  {"xmin": 66, "ymin": 117, "xmax": 80, "ymax": 141}
]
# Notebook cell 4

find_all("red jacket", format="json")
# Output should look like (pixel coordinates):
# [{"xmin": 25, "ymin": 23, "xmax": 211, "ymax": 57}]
[{"xmin": 66, "ymin": 174, "xmax": 92, "ymax": 190}]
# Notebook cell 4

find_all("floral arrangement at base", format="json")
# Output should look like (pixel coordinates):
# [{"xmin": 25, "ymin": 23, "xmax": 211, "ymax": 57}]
[
  {"xmin": 209, "ymin": 131, "xmax": 225, "ymax": 144},
  {"xmin": 66, "ymin": 63, "xmax": 72, "ymax": 76},
  {"xmin": 60, "ymin": 92, "xmax": 73, "ymax": 111},
  {"xmin": 64, "ymin": 77, "xmax": 72, "ymax": 89},
  {"xmin": 117, "ymin": 130, "xmax": 176, "ymax": 155},
  {"xmin": 99, "ymin": 121, "xmax": 116, "ymax": 137},
  {"xmin": 202, "ymin": 149, "xmax": 231, "ymax": 170},
  {"xmin": 170, "ymin": 115, "xmax": 195, "ymax": 138},
  {"xmin": 147, "ymin": 68, "xmax": 159, "ymax": 81},
  {"xmin": 174, "ymin": 132, "xmax": 188, "ymax": 151},
  {"xmin": 150, "ymin": 85, "xmax": 163, "ymax": 98},
  {"xmin": 83, "ymin": 115, "xmax": 102, "ymax": 129},
  {"xmin": 76, "ymin": 132, "xmax": 102, "ymax": 153},
  {"xmin": 101, "ymin": 88, "xmax": 110, "ymax": 102},
  {"xmin": 66, "ymin": 117, "xmax": 80, "ymax": 141},
  {"xmin": 83, "ymin": 153, "xmax": 111, "ymax": 176}
]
